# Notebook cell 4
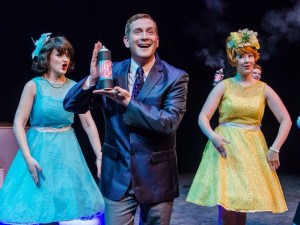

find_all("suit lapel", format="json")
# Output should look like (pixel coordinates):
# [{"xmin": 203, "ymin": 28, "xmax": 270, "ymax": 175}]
[
  {"xmin": 137, "ymin": 58, "xmax": 163, "ymax": 101},
  {"xmin": 116, "ymin": 61, "xmax": 130, "ymax": 91}
]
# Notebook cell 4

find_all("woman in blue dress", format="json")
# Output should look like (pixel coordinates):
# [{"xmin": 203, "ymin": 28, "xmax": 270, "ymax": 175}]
[{"xmin": 0, "ymin": 33, "xmax": 105, "ymax": 224}]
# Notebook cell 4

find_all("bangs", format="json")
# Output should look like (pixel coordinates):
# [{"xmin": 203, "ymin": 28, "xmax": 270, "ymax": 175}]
[
  {"xmin": 235, "ymin": 46, "xmax": 259, "ymax": 61},
  {"xmin": 235, "ymin": 46, "xmax": 256, "ymax": 55},
  {"xmin": 53, "ymin": 37, "xmax": 74, "ymax": 58}
]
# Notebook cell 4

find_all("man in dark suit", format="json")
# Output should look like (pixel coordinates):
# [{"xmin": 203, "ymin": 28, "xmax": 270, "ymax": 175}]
[{"xmin": 63, "ymin": 13, "xmax": 189, "ymax": 225}]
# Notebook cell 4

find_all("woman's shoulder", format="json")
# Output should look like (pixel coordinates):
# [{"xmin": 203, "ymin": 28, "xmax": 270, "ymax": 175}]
[
  {"xmin": 20, "ymin": 78, "xmax": 37, "ymax": 95},
  {"xmin": 23, "ymin": 76, "xmax": 40, "ymax": 86},
  {"xmin": 220, "ymin": 77, "xmax": 234, "ymax": 87},
  {"xmin": 66, "ymin": 78, "xmax": 76, "ymax": 84},
  {"xmin": 211, "ymin": 78, "xmax": 227, "ymax": 95},
  {"xmin": 30, "ymin": 76, "xmax": 44, "ymax": 83},
  {"xmin": 255, "ymin": 80, "xmax": 268, "ymax": 92},
  {"xmin": 257, "ymin": 80, "xmax": 267, "ymax": 86},
  {"xmin": 223, "ymin": 77, "xmax": 234, "ymax": 83},
  {"xmin": 65, "ymin": 78, "xmax": 77, "ymax": 89}
]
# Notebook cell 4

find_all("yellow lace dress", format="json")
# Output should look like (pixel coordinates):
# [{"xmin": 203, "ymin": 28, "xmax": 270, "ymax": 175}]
[{"xmin": 186, "ymin": 78, "xmax": 287, "ymax": 213}]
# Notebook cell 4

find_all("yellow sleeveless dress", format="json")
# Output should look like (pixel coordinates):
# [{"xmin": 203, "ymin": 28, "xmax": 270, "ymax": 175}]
[{"xmin": 186, "ymin": 78, "xmax": 287, "ymax": 213}]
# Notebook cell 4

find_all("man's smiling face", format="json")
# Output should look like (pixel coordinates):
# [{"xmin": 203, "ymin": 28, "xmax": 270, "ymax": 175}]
[{"xmin": 123, "ymin": 18, "xmax": 159, "ymax": 65}]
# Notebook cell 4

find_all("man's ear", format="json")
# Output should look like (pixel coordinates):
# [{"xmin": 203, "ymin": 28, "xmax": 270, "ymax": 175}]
[{"xmin": 123, "ymin": 36, "xmax": 129, "ymax": 48}]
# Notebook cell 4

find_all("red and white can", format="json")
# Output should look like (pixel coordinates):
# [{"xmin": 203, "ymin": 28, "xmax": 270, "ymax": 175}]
[{"xmin": 96, "ymin": 46, "xmax": 113, "ymax": 90}]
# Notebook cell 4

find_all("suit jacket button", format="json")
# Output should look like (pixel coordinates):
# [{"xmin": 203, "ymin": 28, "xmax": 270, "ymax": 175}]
[{"xmin": 130, "ymin": 151, "xmax": 135, "ymax": 156}]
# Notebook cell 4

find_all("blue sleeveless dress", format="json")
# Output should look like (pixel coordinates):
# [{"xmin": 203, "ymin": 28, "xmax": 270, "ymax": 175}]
[{"xmin": 0, "ymin": 77, "xmax": 104, "ymax": 224}]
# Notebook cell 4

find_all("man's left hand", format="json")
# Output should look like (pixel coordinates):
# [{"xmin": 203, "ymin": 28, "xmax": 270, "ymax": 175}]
[{"xmin": 93, "ymin": 86, "xmax": 131, "ymax": 107}]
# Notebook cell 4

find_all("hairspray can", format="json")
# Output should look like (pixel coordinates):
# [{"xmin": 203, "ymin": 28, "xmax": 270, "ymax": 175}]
[
  {"xmin": 96, "ymin": 46, "xmax": 113, "ymax": 90},
  {"xmin": 212, "ymin": 68, "xmax": 224, "ymax": 86}
]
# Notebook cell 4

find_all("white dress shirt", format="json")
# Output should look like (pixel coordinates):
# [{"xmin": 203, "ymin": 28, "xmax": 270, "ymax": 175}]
[{"xmin": 128, "ymin": 58, "xmax": 155, "ymax": 95}]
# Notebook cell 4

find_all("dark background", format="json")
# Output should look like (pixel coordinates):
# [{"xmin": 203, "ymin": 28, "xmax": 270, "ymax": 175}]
[{"xmin": 1, "ymin": 0, "xmax": 300, "ymax": 176}]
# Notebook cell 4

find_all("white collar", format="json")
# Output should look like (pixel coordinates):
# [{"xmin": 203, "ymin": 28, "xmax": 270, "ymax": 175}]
[{"xmin": 130, "ymin": 58, "xmax": 155, "ymax": 76}]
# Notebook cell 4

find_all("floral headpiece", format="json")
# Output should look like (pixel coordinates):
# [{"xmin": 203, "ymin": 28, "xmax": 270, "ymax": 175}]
[
  {"xmin": 227, "ymin": 29, "xmax": 260, "ymax": 50},
  {"xmin": 31, "ymin": 33, "xmax": 52, "ymax": 59}
]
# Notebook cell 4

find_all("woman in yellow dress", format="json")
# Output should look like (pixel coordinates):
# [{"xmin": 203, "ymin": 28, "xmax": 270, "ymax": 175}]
[{"xmin": 186, "ymin": 29, "xmax": 292, "ymax": 225}]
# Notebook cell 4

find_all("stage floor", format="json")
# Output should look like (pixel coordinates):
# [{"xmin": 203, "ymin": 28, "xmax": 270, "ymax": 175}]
[{"xmin": 134, "ymin": 173, "xmax": 300, "ymax": 225}]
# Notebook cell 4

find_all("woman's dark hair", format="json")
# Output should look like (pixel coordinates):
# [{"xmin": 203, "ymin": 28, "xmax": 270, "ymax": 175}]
[{"xmin": 31, "ymin": 36, "xmax": 75, "ymax": 75}]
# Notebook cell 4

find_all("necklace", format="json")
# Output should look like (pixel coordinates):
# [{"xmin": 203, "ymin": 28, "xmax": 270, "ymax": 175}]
[{"xmin": 43, "ymin": 75, "xmax": 66, "ymax": 88}]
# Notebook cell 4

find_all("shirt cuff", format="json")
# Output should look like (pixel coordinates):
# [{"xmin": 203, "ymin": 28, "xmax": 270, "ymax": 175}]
[{"xmin": 83, "ymin": 76, "xmax": 96, "ymax": 90}]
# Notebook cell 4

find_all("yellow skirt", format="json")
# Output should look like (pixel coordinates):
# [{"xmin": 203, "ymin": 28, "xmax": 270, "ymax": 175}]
[{"xmin": 186, "ymin": 126, "xmax": 287, "ymax": 213}]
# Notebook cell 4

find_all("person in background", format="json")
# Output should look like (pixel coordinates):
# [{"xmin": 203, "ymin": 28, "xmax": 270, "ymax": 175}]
[
  {"xmin": 252, "ymin": 63, "xmax": 262, "ymax": 80},
  {"xmin": 293, "ymin": 116, "xmax": 300, "ymax": 225},
  {"xmin": 0, "ymin": 33, "xmax": 104, "ymax": 225},
  {"xmin": 294, "ymin": 204, "xmax": 300, "ymax": 225},
  {"xmin": 63, "ymin": 13, "xmax": 189, "ymax": 225},
  {"xmin": 187, "ymin": 28, "xmax": 292, "ymax": 225}
]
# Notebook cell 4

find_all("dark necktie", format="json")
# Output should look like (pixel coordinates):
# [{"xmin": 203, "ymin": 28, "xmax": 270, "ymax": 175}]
[{"xmin": 131, "ymin": 66, "xmax": 144, "ymax": 99}]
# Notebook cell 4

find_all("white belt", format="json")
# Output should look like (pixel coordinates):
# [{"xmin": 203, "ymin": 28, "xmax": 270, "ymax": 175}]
[
  {"xmin": 32, "ymin": 126, "xmax": 71, "ymax": 132},
  {"xmin": 219, "ymin": 122, "xmax": 260, "ymax": 131}
]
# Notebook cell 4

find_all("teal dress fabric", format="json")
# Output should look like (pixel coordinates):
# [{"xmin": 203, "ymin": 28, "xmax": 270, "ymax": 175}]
[{"xmin": 0, "ymin": 77, "xmax": 104, "ymax": 224}]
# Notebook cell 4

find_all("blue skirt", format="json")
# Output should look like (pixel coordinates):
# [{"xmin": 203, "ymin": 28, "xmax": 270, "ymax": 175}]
[{"xmin": 0, "ymin": 128, "xmax": 104, "ymax": 224}]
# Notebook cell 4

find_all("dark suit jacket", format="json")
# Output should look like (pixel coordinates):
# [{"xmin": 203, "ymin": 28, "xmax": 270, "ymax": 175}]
[{"xmin": 63, "ymin": 54, "xmax": 189, "ymax": 204}]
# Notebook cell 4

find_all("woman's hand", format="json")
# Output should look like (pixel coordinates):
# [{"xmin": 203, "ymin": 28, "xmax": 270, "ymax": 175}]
[
  {"xmin": 209, "ymin": 133, "xmax": 229, "ymax": 158},
  {"xmin": 24, "ymin": 156, "xmax": 42, "ymax": 185},
  {"xmin": 267, "ymin": 150, "xmax": 280, "ymax": 171}
]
